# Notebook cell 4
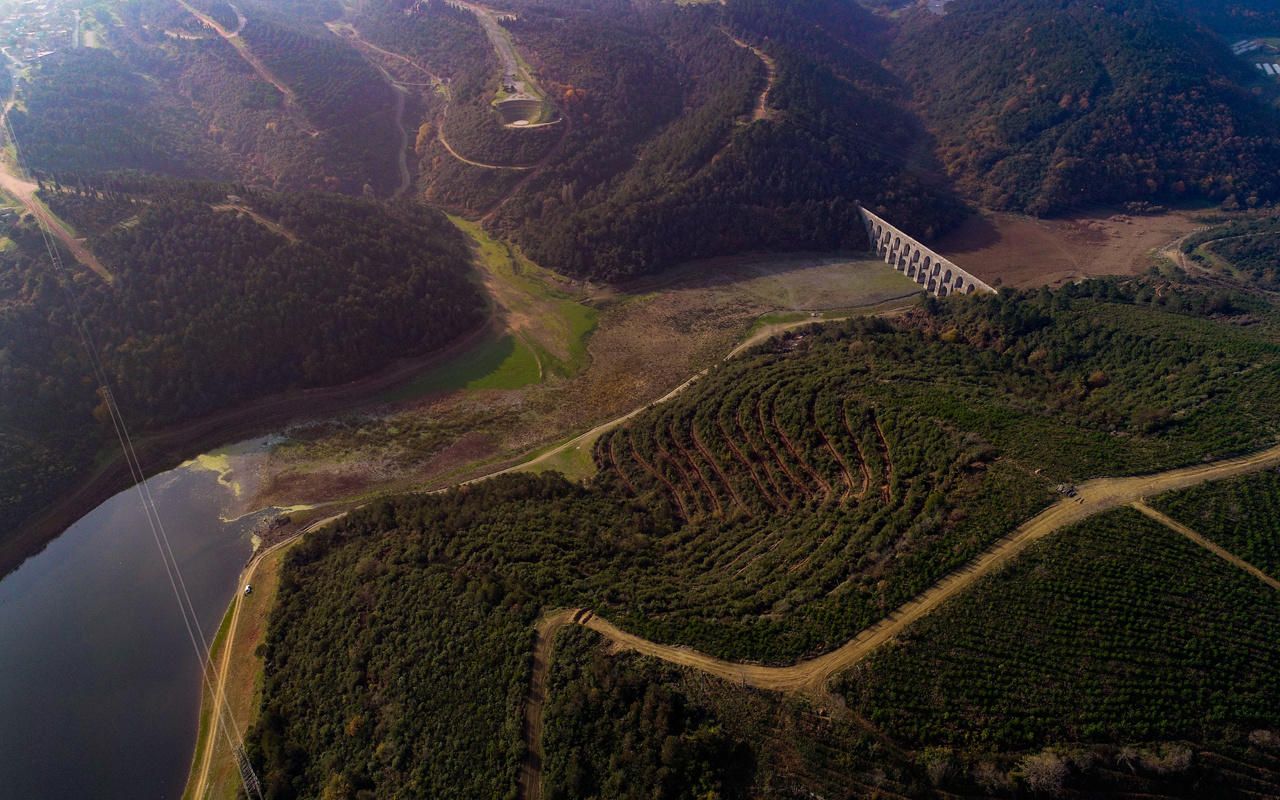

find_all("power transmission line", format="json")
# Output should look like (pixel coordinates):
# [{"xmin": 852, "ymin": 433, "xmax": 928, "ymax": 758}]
[{"xmin": 2, "ymin": 120, "xmax": 265, "ymax": 800}]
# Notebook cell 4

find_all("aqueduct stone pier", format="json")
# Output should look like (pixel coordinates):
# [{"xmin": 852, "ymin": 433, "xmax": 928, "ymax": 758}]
[{"xmin": 859, "ymin": 207, "xmax": 993, "ymax": 297}]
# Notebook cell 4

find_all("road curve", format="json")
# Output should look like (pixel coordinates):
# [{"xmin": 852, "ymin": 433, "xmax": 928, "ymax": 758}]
[
  {"xmin": 511, "ymin": 443, "xmax": 1280, "ymax": 799},
  {"xmin": 331, "ymin": 22, "xmax": 535, "ymax": 172},
  {"xmin": 587, "ymin": 443, "xmax": 1280, "ymax": 693},
  {"xmin": 724, "ymin": 32, "xmax": 775, "ymax": 122}
]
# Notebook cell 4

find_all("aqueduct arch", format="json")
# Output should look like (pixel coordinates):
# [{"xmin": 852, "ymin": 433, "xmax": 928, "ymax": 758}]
[{"xmin": 859, "ymin": 207, "xmax": 994, "ymax": 298}]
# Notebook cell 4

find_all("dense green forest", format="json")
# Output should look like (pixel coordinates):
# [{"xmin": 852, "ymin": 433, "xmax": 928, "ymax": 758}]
[
  {"xmin": 1188, "ymin": 0, "xmax": 1280, "ymax": 34},
  {"xmin": 1150, "ymin": 469, "xmax": 1280, "ymax": 579},
  {"xmin": 238, "ymin": 15, "xmax": 391, "ymax": 129},
  {"xmin": 353, "ymin": 0, "xmax": 963, "ymax": 278},
  {"xmin": 9, "ymin": 47, "xmax": 229, "ymax": 178},
  {"xmin": 49, "ymin": 184, "xmax": 482, "ymax": 425},
  {"xmin": 889, "ymin": 0, "xmax": 1280, "ymax": 214},
  {"xmin": 539, "ymin": 584, "xmax": 1280, "ymax": 798},
  {"xmin": 0, "ymin": 220, "xmax": 101, "ymax": 539},
  {"xmin": 541, "ymin": 627, "xmax": 751, "ymax": 800},
  {"xmin": 487, "ymin": 0, "xmax": 963, "ymax": 279},
  {"xmin": 0, "ymin": 181, "xmax": 482, "ymax": 543},
  {"xmin": 248, "ymin": 280, "xmax": 1280, "ymax": 797}
]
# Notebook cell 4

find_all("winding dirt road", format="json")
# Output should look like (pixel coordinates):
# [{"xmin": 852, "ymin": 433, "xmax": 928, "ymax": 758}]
[
  {"xmin": 514, "ymin": 443, "xmax": 1280, "ymax": 798},
  {"xmin": 725, "ymin": 32, "xmax": 775, "ymax": 122},
  {"xmin": 330, "ymin": 22, "xmax": 536, "ymax": 173},
  {"xmin": 590, "ymin": 444, "xmax": 1280, "ymax": 692}
]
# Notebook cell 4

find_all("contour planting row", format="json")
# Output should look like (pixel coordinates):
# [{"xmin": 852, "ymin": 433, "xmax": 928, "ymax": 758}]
[{"xmin": 597, "ymin": 365, "xmax": 918, "ymax": 523}]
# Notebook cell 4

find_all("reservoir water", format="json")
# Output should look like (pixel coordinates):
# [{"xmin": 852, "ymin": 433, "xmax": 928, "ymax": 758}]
[{"xmin": 0, "ymin": 439, "xmax": 281, "ymax": 799}]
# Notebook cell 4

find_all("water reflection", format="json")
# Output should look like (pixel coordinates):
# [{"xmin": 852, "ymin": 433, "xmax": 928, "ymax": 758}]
[{"xmin": 0, "ymin": 438, "xmax": 282, "ymax": 799}]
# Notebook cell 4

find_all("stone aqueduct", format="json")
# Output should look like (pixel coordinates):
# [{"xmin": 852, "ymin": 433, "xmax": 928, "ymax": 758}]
[{"xmin": 859, "ymin": 207, "xmax": 993, "ymax": 297}]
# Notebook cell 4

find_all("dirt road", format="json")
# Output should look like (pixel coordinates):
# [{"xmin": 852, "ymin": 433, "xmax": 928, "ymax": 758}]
[
  {"xmin": 331, "ymin": 21, "xmax": 535, "ymax": 173},
  {"xmin": 0, "ymin": 165, "xmax": 113, "ymax": 279},
  {"xmin": 517, "ymin": 610, "xmax": 575, "ymax": 800},
  {"xmin": 476, "ymin": 369, "xmax": 708, "ymax": 483},
  {"xmin": 568, "ymin": 444, "xmax": 1280, "ymax": 694},
  {"xmin": 178, "ymin": 0, "xmax": 318, "ymax": 135},
  {"xmin": 1157, "ymin": 227, "xmax": 1211, "ymax": 273},
  {"xmin": 1132, "ymin": 501, "xmax": 1280, "ymax": 591},
  {"xmin": 513, "ymin": 445, "xmax": 1280, "ymax": 797},
  {"xmin": 210, "ymin": 204, "xmax": 299, "ymax": 242},
  {"xmin": 187, "ymin": 534, "xmax": 301, "ymax": 800},
  {"xmin": 725, "ymin": 32, "xmax": 775, "ymax": 122},
  {"xmin": 0, "ymin": 73, "xmax": 112, "ymax": 279}
]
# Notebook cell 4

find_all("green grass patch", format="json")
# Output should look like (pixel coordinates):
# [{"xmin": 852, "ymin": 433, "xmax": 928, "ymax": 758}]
[
  {"xmin": 448, "ymin": 216, "xmax": 598, "ymax": 379},
  {"xmin": 518, "ymin": 430, "xmax": 603, "ymax": 482},
  {"xmin": 384, "ymin": 333, "xmax": 540, "ymax": 401}
]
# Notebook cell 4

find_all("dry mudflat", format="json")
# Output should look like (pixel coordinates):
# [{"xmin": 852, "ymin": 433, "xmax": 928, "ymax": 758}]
[{"xmin": 934, "ymin": 209, "xmax": 1205, "ymax": 288}]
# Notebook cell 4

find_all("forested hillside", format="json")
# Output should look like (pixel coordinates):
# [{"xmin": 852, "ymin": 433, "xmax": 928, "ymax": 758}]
[
  {"xmin": 238, "ymin": 15, "xmax": 391, "ymax": 129},
  {"xmin": 541, "ymin": 624, "xmax": 1280, "ymax": 799},
  {"xmin": 248, "ymin": 279, "xmax": 1280, "ymax": 798},
  {"xmin": 889, "ymin": 0, "xmax": 1280, "ymax": 214},
  {"xmin": 1188, "ymin": 0, "xmax": 1280, "ymax": 34},
  {"xmin": 9, "ymin": 47, "xmax": 228, "ymax": 178},
  {"xmin": 0, "ymin": 220, "xmax": 101, "ymax": 546},
  {"xmin": 16, "ymin": 0, "xmax": 403, "ymax": 195},
  {"xmin": 496, "ymin": 0, "xmax": 965, "ymax": 279},
  {"xmin": 0, "ymin": 181, "xmax": 482, "ymax": 549},
  {"xmin": 357, "ymin": 0, "xmax": 963, "ymax": 279},
  {"xmin": 1179, "ymin": 209, "xmax": 1280, "ymax": 288},
  {"xmin": 355, "ymin": 0, "xmax": 560, "ymax": 171}
]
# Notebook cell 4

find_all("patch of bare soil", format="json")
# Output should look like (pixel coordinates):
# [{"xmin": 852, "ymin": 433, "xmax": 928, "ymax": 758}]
[{"xmin": 933, "ymin": 209, "xmax": 1206, "ymax": 288}]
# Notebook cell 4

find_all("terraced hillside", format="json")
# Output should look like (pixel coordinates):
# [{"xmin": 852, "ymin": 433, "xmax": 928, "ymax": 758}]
[
  {"xmin": 601, "ymin": 376, "xmax": 935, "ymax": 521},
  {"xmin": 247, "ymin": 280, "xmax": 1280, "ymax": 798}
]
